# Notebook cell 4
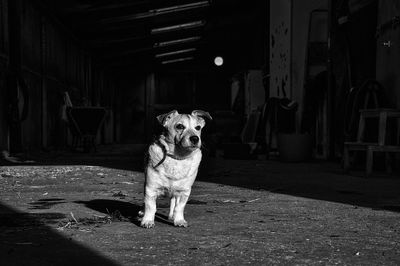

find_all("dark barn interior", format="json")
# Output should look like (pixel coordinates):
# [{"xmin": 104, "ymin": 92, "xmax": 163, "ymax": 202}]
[
  {"xmin": 0, "ymin": 0, "xmax": 268, "ymax": 152},
  {"xmin": 1, "ymin": 0, "xmax": 400, "ymax": 265}
]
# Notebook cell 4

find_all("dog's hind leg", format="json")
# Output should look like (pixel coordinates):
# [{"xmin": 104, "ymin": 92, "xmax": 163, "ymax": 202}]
[{"xmin": 168, "ymin": 197, "xmax": 176, "ymax": 221}]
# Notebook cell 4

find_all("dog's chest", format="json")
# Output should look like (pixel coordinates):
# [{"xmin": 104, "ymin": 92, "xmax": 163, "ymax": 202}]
[
  {"xmin": 147, "ymin": 143, "xmax": 202, "ymax": 181},
  {"xmin": 162, "ymin": 156, "xmax": 200, "ymax": 179}
]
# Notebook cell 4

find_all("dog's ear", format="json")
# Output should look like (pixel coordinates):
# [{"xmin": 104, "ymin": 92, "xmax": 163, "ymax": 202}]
[
  {"xmin": 191, "ymin": 110, "xmax": 212, "ymax": 120},
  {"xmin": 157, "ymin": 110, "xmax": 179, "ymax": 126}
]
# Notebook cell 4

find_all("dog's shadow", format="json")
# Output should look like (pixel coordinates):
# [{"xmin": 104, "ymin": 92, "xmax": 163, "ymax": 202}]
[{"xmin": 75, "ymin": 199, "xmax": 173, "ymax": 227}]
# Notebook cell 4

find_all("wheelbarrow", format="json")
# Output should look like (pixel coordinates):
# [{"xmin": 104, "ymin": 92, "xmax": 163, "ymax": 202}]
[{"xmin": 66, "ymin": 107, "xmax": 106, "ymax": 152}]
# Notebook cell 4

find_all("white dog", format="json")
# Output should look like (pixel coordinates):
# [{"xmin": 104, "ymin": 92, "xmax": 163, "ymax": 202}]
[{"xmin": 140, "ymin": 110, "xmax": 212, "ymax": 228}]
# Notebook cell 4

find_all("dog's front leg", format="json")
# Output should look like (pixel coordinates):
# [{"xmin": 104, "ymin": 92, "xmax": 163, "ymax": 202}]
[
  {"xmin": 141, "ymin": 191, "xmax": 157, "ymax": 228},
  {"xmin": 168, "ymin": 197, "xmax": 176, "ymax": 221},
  {"xmin": 173, "ymin": 193, "xmax": 190, "ymax": 227}
]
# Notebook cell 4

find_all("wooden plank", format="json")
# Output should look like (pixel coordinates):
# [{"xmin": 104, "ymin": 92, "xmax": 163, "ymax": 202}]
[
  {"xmin": 0, "ymin": 0, "xmax": 9, "ymax": 57},
  {"xmin": 270, "ymin": 0, "xmax": 291, "ymax": 98},
  {"xmin": 21, "ymin": 71, "xmax": 42, "ymax": 149},
  {"xmin": 145, "ymin": 72, "xmax": 155, "ymax": 141},
  {"xmin": 63, "ymin": 1, "xmax": 149, "ymax": 15},
  {"xmin": 21, "ymin": 0, "xmax": 41, "ymax": 72},
  {"xmin": 0, "ymin": 0, "xmax": 8, "ymax": 150},
  {"xmin": 44, "ymin": 78, "xmax": 67, "ymax": 148},
  {"xmin": 44, "ymin": 19, "xmax": 66, "ymax": 82},
  {"xmin": 0, "ymin": 61, "xmax": 8, "ymax": 150}
]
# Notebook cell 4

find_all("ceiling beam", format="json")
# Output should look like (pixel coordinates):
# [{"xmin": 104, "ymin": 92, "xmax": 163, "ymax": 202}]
[
  {"xmin": 151, "ymin": 1, "xmax": 209, "ymax": 15},
  {"xmin": 98, "ymin": 1, "xmax": 209, "ymax": 24},
  {"xmin": 151, "ymin": 20, "xmax": 205, "ymax": 34},
  {"xmin": 155, "ymin": 48, "xmax": 197, "ymax": 58},
  {"xmin": 99, "ymin": 38, "xmax": 206, "ymax": 59},
  {"xmin": 161, "ymin": 56, "xmax": 194, "ymax": 64},
  {"xmin": 85, "ymin": 21, "xmax": 204, "ymax": 45},
  {"xmin": 154, "ymin": 36, "xmax": 201, "ymax": 47},
  {"xmin": 63, "ymin": 1, "xmax": 149, "ymax": 15}
]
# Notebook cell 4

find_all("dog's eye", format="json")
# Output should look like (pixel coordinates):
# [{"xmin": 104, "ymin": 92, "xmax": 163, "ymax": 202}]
[
  {"xmin": 175, "ymin": 124, "xmax": 185, "ymax": 130},
  {"xmin": 195, "ymin": 126, "xmax": 201, "ymax": 131}
]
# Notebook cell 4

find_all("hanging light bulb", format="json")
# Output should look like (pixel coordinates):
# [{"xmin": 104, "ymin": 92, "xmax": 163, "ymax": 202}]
[{"xmin": 214, "ymin": 56, "xmax": 223, "ymax": 66}]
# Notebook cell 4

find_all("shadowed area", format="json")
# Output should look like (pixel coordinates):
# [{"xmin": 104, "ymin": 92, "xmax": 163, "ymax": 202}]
[
  {"xmin": 198, "ymin": 158, "xmax": 400, "ymax": 213},
  {"xmin": 2, "ymin": 151, "xmax": 400, "ymax": 213},
  {"xmin": 0, "ymin": 202, "xmax": 119, "ymax": 266},
  {"xmin": 29, "ymin": 198, "xmax": 67, "ymax": 210},
  {"xmin": 1, "ymin": 158, "xmax": 400, "ymax": 265},
  {"xmin": 75, "ymin": 199, "xmax": 175, "ymax": 227}
]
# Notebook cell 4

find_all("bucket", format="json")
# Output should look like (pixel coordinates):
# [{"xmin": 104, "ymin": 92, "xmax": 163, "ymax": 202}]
[{"xmin": 278, "ymin": 133, "xmax": 312, "ymax": 162}]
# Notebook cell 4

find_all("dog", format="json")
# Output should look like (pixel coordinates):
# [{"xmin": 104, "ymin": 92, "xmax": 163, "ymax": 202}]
[{"xmin": 140, "ymin": 110, "xmax": 212, "ymax": 228}]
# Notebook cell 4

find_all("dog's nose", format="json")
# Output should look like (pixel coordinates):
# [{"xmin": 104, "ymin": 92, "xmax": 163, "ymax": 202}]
[{"xmin": 189, "ymin": 136, "xmax": 199, "ymax": 145}]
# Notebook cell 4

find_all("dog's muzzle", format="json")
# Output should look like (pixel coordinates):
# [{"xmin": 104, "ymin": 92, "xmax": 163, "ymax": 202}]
[{"xmin": 189, "ymin": 136, "xmax": 199, "ymax": 145}]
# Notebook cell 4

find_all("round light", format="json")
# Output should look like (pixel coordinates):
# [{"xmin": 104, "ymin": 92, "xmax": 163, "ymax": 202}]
[{"xmin": 214, "ymin": 56, "xmax": 223, "ymax": 66}]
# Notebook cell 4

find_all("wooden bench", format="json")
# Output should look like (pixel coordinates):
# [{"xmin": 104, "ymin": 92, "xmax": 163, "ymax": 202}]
[{"xmin": 343, "ymin": 108, "xmax": 400, "ymax": 177}]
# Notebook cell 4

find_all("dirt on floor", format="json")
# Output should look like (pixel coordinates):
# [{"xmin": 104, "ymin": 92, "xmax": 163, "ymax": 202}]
[{"xmin": 0, "ymin": 151, "xmax": 400, "ymax": 265}]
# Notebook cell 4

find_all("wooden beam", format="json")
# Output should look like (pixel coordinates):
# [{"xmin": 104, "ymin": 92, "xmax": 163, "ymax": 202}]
[
  {"xmin": 87, "ymin": 28, "xmax": 203, "ymax": 47},
  {"xmin": 95, "ymin": 1, "xmax": 209, "ymax": 24},
  {"xmin": 63, "ymin": 1, "xmax": 150, "ymax": 15},
  {"xmin": 145, "ymin": 72, "xmax": 155, "ymax": 141}
]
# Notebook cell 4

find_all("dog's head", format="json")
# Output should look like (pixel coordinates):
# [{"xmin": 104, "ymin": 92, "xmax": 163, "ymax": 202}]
[{"xmin": 157, "ymin": 110, "xmax": 212, "ymax": 153}]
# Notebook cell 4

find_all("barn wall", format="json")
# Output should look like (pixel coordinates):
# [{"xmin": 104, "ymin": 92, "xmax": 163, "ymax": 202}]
[
  {"xmin": 20, "ymin": 0, "xmax": 43, "ymax": 150},
  {"xmin": 269, "ymin": 0, "xmax": 291, "ymax": 98},
  {"xmin": 113, "ymin": 69, "xmax": 231, "ymax": 144},
  {"xmin": 291, "ymin": 0, "xmax": 328, "ymax": 120},
  {"xmin": 114, "ymin": 72, "xmax": 147, "ymax": 144},
  {"xmin": 376, "ymin": 0, "xmax": 400, "ymax": 108},
  {"xmin": 0, "ymin": 0, "xmax": 8, "ymax": 151},
  {"xmin": 10, "ymin": 0, "xmax": 116, "ymax": 150}
]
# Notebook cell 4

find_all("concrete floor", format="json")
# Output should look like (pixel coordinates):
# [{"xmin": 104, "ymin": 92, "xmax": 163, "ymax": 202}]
[{"xmin": 0, "ymin": 147, "xmax": 400, "ymax": 265}]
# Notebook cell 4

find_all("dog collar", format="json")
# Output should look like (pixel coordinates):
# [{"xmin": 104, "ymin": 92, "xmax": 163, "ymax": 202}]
[
  {"xmin": 165, "ymin": 152, "xmax": 192, "ymax": 161},
  {"xmin": 153, "ymin": 139, "xmax": 197, "ymax": 168}
]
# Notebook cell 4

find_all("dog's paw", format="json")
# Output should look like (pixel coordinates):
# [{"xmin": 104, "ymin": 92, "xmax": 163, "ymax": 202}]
[
  {"xmin": 174, "ymin": 219, "xmax": 188, "ymax": 227},
  {"xmin": 141, "ymin": 220, "xmax": 155, "ymax": 228}
]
